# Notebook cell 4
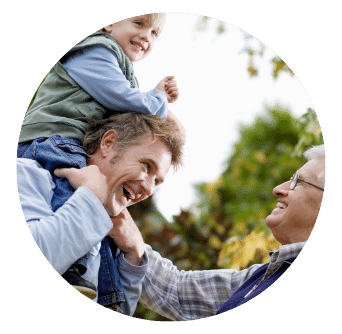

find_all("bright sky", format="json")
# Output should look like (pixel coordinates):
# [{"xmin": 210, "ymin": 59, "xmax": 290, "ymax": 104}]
[{"xmin": 134, "ymin": 13, "xmax": 313, "ymax": 221}]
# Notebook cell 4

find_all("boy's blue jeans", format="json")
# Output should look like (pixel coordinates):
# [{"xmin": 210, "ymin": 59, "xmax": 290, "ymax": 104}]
[{"xmin": 17, "ymin": 135, "xmax": 125, "ymax": 307}]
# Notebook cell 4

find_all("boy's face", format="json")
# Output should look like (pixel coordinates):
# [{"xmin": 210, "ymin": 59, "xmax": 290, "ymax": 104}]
[{"xmin": 104, "ymin": 15, "xmax": 163, "ymax": 62}]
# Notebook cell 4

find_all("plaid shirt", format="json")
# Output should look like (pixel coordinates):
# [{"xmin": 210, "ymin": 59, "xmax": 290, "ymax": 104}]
[{"xmin": 140, "ymin": 242, "xmax": 305, "ymax": 320}]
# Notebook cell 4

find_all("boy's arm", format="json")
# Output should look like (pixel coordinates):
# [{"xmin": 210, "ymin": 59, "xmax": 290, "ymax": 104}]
[{"xmin": 62, "ymin": 47, "xmax": 168, "ymax": 119}]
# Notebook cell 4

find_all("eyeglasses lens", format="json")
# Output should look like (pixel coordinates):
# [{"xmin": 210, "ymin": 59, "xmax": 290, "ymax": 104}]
[{"xmin": 290, "ymin": 173, "xmax": 298, "ymax": 190}]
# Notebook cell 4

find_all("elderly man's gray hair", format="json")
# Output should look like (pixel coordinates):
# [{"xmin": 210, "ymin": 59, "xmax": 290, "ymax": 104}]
[{"xmin": 303, "ymin": 144, "xmax": 325, "ymax": 184}]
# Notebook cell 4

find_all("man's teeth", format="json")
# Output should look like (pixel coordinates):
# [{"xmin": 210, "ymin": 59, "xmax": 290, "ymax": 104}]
[
  {"xmin": 123, "ymin": 185, "xmax": 135, "ymax": 200},
  {"xmin": 277, "ymin": 202, "xmax": 287, "ymax": 209}
]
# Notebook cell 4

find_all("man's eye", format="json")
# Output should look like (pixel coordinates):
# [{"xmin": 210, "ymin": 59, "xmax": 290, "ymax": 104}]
[{"xmin": 143, "ymin": 162, "xmax": 150, "ymax": 171}]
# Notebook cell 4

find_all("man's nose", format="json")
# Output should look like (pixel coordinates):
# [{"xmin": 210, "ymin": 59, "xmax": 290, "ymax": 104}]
[
  {"xmin": 142, "ymin": 177, "xmax": 155, "ymax": 198},
  {"xmin": 272, "ymin": 180, "xmax": 290, "ymax": 197}
]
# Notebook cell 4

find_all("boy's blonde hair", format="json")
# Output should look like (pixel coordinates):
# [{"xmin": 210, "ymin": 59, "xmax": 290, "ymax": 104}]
[
  {"xmin": 145, "ymin": 13, "xmax": 166, "ymax": 32},
  {"xmin": 99, "ymin": 13, "xmax": 166, "ymax": 34}
]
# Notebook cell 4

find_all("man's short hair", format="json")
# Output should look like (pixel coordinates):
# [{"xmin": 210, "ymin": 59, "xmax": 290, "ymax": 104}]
[
  {"xmin": 303, "ymin": 144, "xmax": 325, "ymax": 184},
  {"xmin": 83, "ymin": 112, "xmax": 183, "ymax": 169}
]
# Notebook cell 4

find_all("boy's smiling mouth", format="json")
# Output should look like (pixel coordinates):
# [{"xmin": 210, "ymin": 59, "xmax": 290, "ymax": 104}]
[{"xmin": 130, "ymin": 41, "xmax": 145, "ymax": 51}]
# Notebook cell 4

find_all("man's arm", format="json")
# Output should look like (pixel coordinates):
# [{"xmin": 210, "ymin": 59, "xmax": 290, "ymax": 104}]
[
  {"xmin": 140, "ymin": 244, "xmax": 263, "ymax": 321},
  {"xmin": 62, "ymin": 47, "xmax": 168, "ymax": 119},
  {"xmin": 105, "ymin": 207, "xmax": 260, "ymax": 320},
  {"xmin": 107, "ymin": 209, "xmax": 148, "ymax": 315},
  {"xmin": 17, "ymin": 159, "xmax": 113, "ymax": 275}
]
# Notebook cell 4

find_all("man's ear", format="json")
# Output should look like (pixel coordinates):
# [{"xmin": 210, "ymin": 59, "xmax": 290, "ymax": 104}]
[
  {"xmin": 100, "ymin": 129, "xmax": 118, "ymax": 158},
  {"xmin": 103, "ymin": 24, "xmax": 113, "ymax": 34}
]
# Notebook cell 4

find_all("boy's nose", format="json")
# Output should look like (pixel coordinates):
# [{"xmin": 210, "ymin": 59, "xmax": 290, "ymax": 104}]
[{"xmin": 139, "ymin": 29, "xmax": 151, "ymax": 42}]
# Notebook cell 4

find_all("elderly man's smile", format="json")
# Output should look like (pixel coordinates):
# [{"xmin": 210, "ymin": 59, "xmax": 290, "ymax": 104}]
[{"xmin": 274, "ymin": 201, "xmax": 288, "ymax": 211}]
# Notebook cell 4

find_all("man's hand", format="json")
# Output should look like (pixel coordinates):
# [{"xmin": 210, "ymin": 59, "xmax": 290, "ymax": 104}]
[
  {"xmin": 107, "ymin": 208, "xmax": 145, "ymax": 266},
  {"xmin": 155, "ymin": 76, "xmax": 179, "ymax": 103},
  {"xmin": 54, "ymin": 166, "xmax": 108, "ymax": 205}
]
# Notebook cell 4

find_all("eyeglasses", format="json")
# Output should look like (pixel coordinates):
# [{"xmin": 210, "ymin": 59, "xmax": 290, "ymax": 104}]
[{"xmin": 290, "ymin": 173, "xmax": 324, "ymax": 191}]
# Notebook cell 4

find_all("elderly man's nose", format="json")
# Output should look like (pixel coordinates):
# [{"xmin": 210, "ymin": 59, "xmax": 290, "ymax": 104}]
[{"xmin": 273, "ymin": 181, "xmax": 290, "ymax": 197}]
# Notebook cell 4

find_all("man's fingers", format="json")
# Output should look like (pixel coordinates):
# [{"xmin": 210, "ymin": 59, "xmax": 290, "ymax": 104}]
[{"xmin": 54, "ymin": 168, "xmax": 72, "ymax": 178}]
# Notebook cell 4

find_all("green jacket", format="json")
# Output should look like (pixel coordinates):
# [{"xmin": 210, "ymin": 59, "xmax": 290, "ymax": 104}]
[{"xmin": 19, "ymin": 32, "xmax": 138, "ymax": 143}]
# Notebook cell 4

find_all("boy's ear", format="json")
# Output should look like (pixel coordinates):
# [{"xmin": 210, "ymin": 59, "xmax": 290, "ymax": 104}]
[
  {"xmin": 103, "ymin": 24, "xmax": 113, "ymax": 34},
  {"xmin": 100, "ymin": 129, "xmax": 118, "ymax": 158}
]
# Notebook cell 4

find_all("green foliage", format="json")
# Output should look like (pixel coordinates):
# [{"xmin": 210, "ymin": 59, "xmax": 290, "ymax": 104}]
[
  {"xmin": 195, "ymin": 16, "xmax": 227, "ymax": 35},
  {"xmin": 195, "ymin": 16, "xmax": 294, "ymax": 79},
  {"xmin": 293, "ymin": 108, "xmax": 323, "ymax": 157},
  {"xmin": 272, "ymin": 57, "xmax": 294, "ymax": 79},
  {"xmin": 133, "ymin": 106, "xmax": 323, "ymax": 320}
]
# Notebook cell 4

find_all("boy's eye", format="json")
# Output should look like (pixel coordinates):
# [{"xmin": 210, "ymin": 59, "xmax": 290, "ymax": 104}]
[
  {"xmin": 134, "ymin": 21, "xmax": 143, "ymax": 26},
  {"xmin": 152, "ymin": 30, "xmax": 158, "ymax": 37}
]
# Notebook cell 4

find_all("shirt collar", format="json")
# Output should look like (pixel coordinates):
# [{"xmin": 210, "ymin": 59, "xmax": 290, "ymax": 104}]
[{"xmin": 268, "ymin": 241, "xmax": 306, "ymax": 264}]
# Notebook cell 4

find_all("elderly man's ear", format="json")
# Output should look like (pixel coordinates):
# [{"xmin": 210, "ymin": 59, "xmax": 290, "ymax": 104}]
[{"xmin": 100, "ymin": 129, "xmax": 118, "ymax": 158}]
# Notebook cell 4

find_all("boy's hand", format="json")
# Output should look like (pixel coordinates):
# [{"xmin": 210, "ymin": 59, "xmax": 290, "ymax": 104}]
[
  {"xmin": 54, "ymin": 166, "xmax": 108, "ymax": 205},
  {"xmin": 107, "ymin": 208, "xmax": 145, "ymax": 266},
  {"xmin": 155, "ymin": 76, "xmax": 179, "ymax": 103}
]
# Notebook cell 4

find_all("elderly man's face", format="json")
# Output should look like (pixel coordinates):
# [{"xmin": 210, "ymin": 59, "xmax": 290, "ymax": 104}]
[
  {"xmin": 266, "ymin": 159, "xmax": 324, "ymax": 245},
  {"xmin": 93, "ymin": 131, "xmax": 172, "ymax": 217}
]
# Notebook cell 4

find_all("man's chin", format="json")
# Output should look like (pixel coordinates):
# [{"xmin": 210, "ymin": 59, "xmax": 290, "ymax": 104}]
[
  {"xmin": 104, "ymin": 194, "xmax": 127, "ymax": 217},
  {"xmin": 265, "ymin": 214, "xmax": 277, "ymax": 229},
  {"xmin": 105, "ymin": 205, "xmax": 124, "ymax": 218}
]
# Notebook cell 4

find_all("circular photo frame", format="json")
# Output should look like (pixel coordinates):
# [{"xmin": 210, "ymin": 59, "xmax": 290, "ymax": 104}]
[{"xmin": 17, "ymin": 13, "xmax": 326, "ymax": 322}]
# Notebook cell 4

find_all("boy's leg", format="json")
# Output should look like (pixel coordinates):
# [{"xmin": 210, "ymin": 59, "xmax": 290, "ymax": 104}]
[
  {"xmin": 17, "ymin": 141, "xmax": 33, "ymax": 158},
  {"xmin": 97, "ymin": 237, "xmax": 125, "ymax": 311}
]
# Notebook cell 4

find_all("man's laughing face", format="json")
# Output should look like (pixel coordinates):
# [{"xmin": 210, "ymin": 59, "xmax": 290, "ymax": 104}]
[{"xmin": 93, "ymin": 131, "xmax": 172, "ymax": 217}]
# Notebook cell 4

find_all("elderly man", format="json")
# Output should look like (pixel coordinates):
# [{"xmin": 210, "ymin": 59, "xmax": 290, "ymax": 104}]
[
  {"xmin": 131, "ymin": 144, "xmax": 324, "ymax": 320},
  {"xmin": 17, "ymin": 112, "xmax": 183, "ymax": 315}
]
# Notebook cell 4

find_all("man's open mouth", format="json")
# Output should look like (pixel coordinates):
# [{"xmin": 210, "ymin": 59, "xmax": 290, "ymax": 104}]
[{"xmin": 123, "ymin": 183, "xmax": 136, "ymax": 200}]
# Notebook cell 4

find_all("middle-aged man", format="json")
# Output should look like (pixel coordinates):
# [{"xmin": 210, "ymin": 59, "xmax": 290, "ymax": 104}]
[
  {"xmin": 17, "ymin": 112, "xmax": 183, "ymax": 316},
  {"xmin": 115, "ymin": 144, "xmax": 324, "ymax": 320}
]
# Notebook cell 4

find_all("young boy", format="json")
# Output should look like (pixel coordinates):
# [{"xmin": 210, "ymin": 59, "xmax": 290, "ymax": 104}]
[{"xmin": 18, "ymin": 13, "xmax": 180, "ymax": 311}]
